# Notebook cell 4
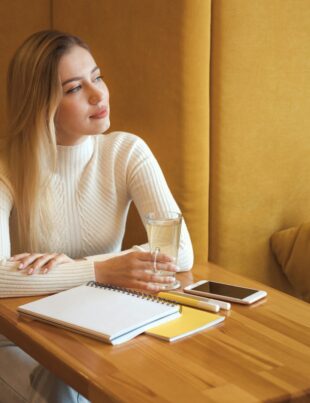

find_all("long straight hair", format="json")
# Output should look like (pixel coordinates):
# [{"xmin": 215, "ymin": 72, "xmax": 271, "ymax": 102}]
[{"xmin": 3, "ymin": 30, "xmax": 89, "ymax": 252}]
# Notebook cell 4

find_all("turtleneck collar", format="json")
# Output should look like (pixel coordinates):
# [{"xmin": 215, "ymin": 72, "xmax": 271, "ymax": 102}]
[{"xmin": 56, "ymin": 135, "xmax": 95, "ymax": 176}]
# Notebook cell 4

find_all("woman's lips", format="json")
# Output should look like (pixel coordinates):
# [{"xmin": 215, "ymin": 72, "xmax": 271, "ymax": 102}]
[{"xmin": 90, "ymin": 107, "xmax": 108, "ymax": 119}]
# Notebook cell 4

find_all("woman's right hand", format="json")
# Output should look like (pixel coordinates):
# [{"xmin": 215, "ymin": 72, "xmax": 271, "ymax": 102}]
[
  {"xmin": 9, "ymin": 252, "xmax": 74, "ymax": 274},
  {"xmin": 94, "ymin": 251, "xmax": 178, "ymax": 292}
]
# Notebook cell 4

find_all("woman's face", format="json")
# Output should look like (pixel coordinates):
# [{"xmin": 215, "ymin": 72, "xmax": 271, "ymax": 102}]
[{"xmin": 55, "ymin": 45, "xmax": 110, "ymax": 145}]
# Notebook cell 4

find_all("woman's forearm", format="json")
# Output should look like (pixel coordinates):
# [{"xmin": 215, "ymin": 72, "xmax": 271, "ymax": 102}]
[{"xmin": 0, "ymin": 259, "xmax": 95, "ymax": 298}]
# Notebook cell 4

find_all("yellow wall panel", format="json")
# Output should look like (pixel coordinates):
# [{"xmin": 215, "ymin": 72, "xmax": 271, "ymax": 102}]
[
  {"xmin": 53, "ymin": 0, "xmax": 211, "ymax": 264},
  {"xmin": 0, "ymin": 0, "xmax": 51, "ymax": 142},
  {"xmin": 210, "ymin": 0, "xmax": 310, "ymax": 292}
]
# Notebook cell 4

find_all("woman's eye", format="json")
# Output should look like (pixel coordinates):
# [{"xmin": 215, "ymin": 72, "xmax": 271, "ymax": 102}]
[
  {"xmin": 94, "ymin": 75, "xmax": 103, "ymax": 82},
  {"xmin": 66, "ymin": 85, "xmax": 81, "ymax": 94}
]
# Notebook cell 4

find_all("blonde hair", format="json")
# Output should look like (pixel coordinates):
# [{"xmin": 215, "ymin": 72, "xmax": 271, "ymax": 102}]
[{"xmin": 3, "ymin": 30, "xmax": 89, "ymax": 252}]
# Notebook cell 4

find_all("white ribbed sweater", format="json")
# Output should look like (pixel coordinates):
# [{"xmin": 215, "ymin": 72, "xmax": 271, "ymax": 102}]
[{"xmin": 0, "ymin": 132, "xmax": 193, "ymax": 297}]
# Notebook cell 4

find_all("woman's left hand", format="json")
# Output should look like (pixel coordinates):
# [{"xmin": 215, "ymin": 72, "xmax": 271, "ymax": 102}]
[{"xmin": 9, "ymin": 252, "xmax": 74, "ymax": 275}]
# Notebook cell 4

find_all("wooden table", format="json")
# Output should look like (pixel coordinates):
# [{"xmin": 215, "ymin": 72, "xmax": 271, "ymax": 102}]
[{"xmin": 0, "ymin": 262, "xmax": 310, "ymax": 402}]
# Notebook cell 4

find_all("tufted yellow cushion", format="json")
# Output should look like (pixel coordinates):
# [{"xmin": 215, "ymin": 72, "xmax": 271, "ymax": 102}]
[
  {"xmin": 209, "ymin": 0, "xmax": 310, "ymax": 294},
  {"xmin": 270, "ymin": 223, "xmax": 310, "ymax": 301}
]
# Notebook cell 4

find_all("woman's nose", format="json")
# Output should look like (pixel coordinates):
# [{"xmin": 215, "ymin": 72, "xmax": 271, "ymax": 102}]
[{"xmin": 89, "ymin": 86, "xmax": 105, "ymax": 105}]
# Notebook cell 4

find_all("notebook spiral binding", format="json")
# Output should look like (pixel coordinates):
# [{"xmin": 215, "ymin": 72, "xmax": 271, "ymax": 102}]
[{"xmin": 86, "ymin": 281, "xmax": 178, "ymax": 307}]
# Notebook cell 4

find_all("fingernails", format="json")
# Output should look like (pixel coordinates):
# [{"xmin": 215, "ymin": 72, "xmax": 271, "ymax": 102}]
[
  {"xmin": 167, "ymin": 276, "xmax": 176, "ymax": 282},
  {"xmin": 18, "ymin": 263, "xmax": 24, "ymax": 270},
  {"xmin": 27, "ymin": 268, "xmax": 34, "ymax": 275},
  {"xmin": 147, "ymin": 284, "xmax": 159, "ymax": 291},
  {"xmin": 43, "ymin": 268, "xmax": 48, "ymax": 274}
]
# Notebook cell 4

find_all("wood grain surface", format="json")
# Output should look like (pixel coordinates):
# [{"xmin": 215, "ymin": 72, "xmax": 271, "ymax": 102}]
[{"xmin": 0, "ymin": 262, "xmax": 309, "ymax": 402}]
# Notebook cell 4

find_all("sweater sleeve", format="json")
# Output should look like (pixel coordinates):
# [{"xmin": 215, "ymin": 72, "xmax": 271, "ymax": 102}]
[
  {"xmin": 126, "ymin": 138, "xmax": 194, "ymax": 271},
  {"xmin": 0, "ymin": 180, "xmax": 95, "ymax": 298},
  {"xmin": 0, "ymin": 260, "xmax": 95, "ymax": 298}
]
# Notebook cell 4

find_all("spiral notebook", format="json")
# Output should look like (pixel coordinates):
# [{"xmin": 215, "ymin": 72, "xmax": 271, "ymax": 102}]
[{"xmin": 17, "ymin": 282, "xmax": 181, "ymax": 345}]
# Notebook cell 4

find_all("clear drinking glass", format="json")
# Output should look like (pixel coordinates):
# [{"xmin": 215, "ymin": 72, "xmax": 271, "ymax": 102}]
[{"xmin": 145, "ymin": 211, "xmax": 182, "ymax": 290}]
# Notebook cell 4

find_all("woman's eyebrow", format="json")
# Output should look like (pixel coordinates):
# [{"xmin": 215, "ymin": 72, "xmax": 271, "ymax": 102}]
[{"xmin": 61, "ymin": 66, "xmax": 99, "ymax": 86}]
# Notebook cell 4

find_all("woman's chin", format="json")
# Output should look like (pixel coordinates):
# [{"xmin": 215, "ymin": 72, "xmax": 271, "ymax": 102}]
[{"xmin": 92, "ymin": 117, "xmax": 110, "ymax": 134}]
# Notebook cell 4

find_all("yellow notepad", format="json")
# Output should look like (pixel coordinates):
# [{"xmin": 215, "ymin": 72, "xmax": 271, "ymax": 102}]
[{"xmin": 145, "ymin": 305, "xmax": 225, "ymax": 342}]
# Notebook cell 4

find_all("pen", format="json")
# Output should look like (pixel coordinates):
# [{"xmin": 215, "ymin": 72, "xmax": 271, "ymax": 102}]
[
  {"xmin": 158, "ymin": 291, "xmax": 220, "ymax": 313},
  {"xmin": 182, "ymin": 291, "xmax": 231, "ymax": 311}
]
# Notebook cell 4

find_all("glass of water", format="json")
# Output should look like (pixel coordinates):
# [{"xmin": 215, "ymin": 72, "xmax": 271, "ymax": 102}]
[{"xmin": 145, "ymin": 211, "xmax": 182, "ymax": 290}]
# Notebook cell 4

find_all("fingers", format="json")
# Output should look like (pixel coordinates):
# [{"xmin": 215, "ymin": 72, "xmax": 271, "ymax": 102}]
[
  {"xmin": 137, "ymin": 251, "xmax": 174, "ymax": 263},
  {"xmin": 138, "ymin": 261, "xmax": 178, "ymax": 274},
  {"xmin": 43, "ymin": 254, "xmax": 72, "ymax": 272},
  {"xmin": 141, "ymin": 270, "xmax": 176, "ymax": 285},
  {"xmin": 13, "ymin": 253, "xmax": 73, "ymax": 274},
  {"xmin": 31, "ymin": 254, "xmax": 58, "ymax": 274},
  {"xmin": 15, "ymin": 253, "xmax": 44, "ymax": 272},
  {"xmin": 123, "ymin": 279, "xmax": 171, "ymax": 293},
  {"xmin": 9, "ymin": 253, "xmax": 31, "ymax": 261},
  {"xmin": 124, "ymin": 252, "xmax": 179, "ymax": 290},
  {"xmin": 129, "ymin": 265, "xmax": 176, "ymax": 289}
]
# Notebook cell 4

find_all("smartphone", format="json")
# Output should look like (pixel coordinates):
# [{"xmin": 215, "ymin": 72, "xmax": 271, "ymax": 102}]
[{"xmin": 184, "ymin": 280, "xmax": 267, "ymax": 304}]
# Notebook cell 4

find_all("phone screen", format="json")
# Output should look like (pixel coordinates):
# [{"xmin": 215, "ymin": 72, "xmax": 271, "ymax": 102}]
[{"xmin": 193, "ymin": 282, "xmax": 257, "ymax": 299}]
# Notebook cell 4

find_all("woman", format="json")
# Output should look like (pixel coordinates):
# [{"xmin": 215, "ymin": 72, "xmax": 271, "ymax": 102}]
[{"xmin": 0, "ymin": 31, "xmax": 193, "ymax": 402}]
